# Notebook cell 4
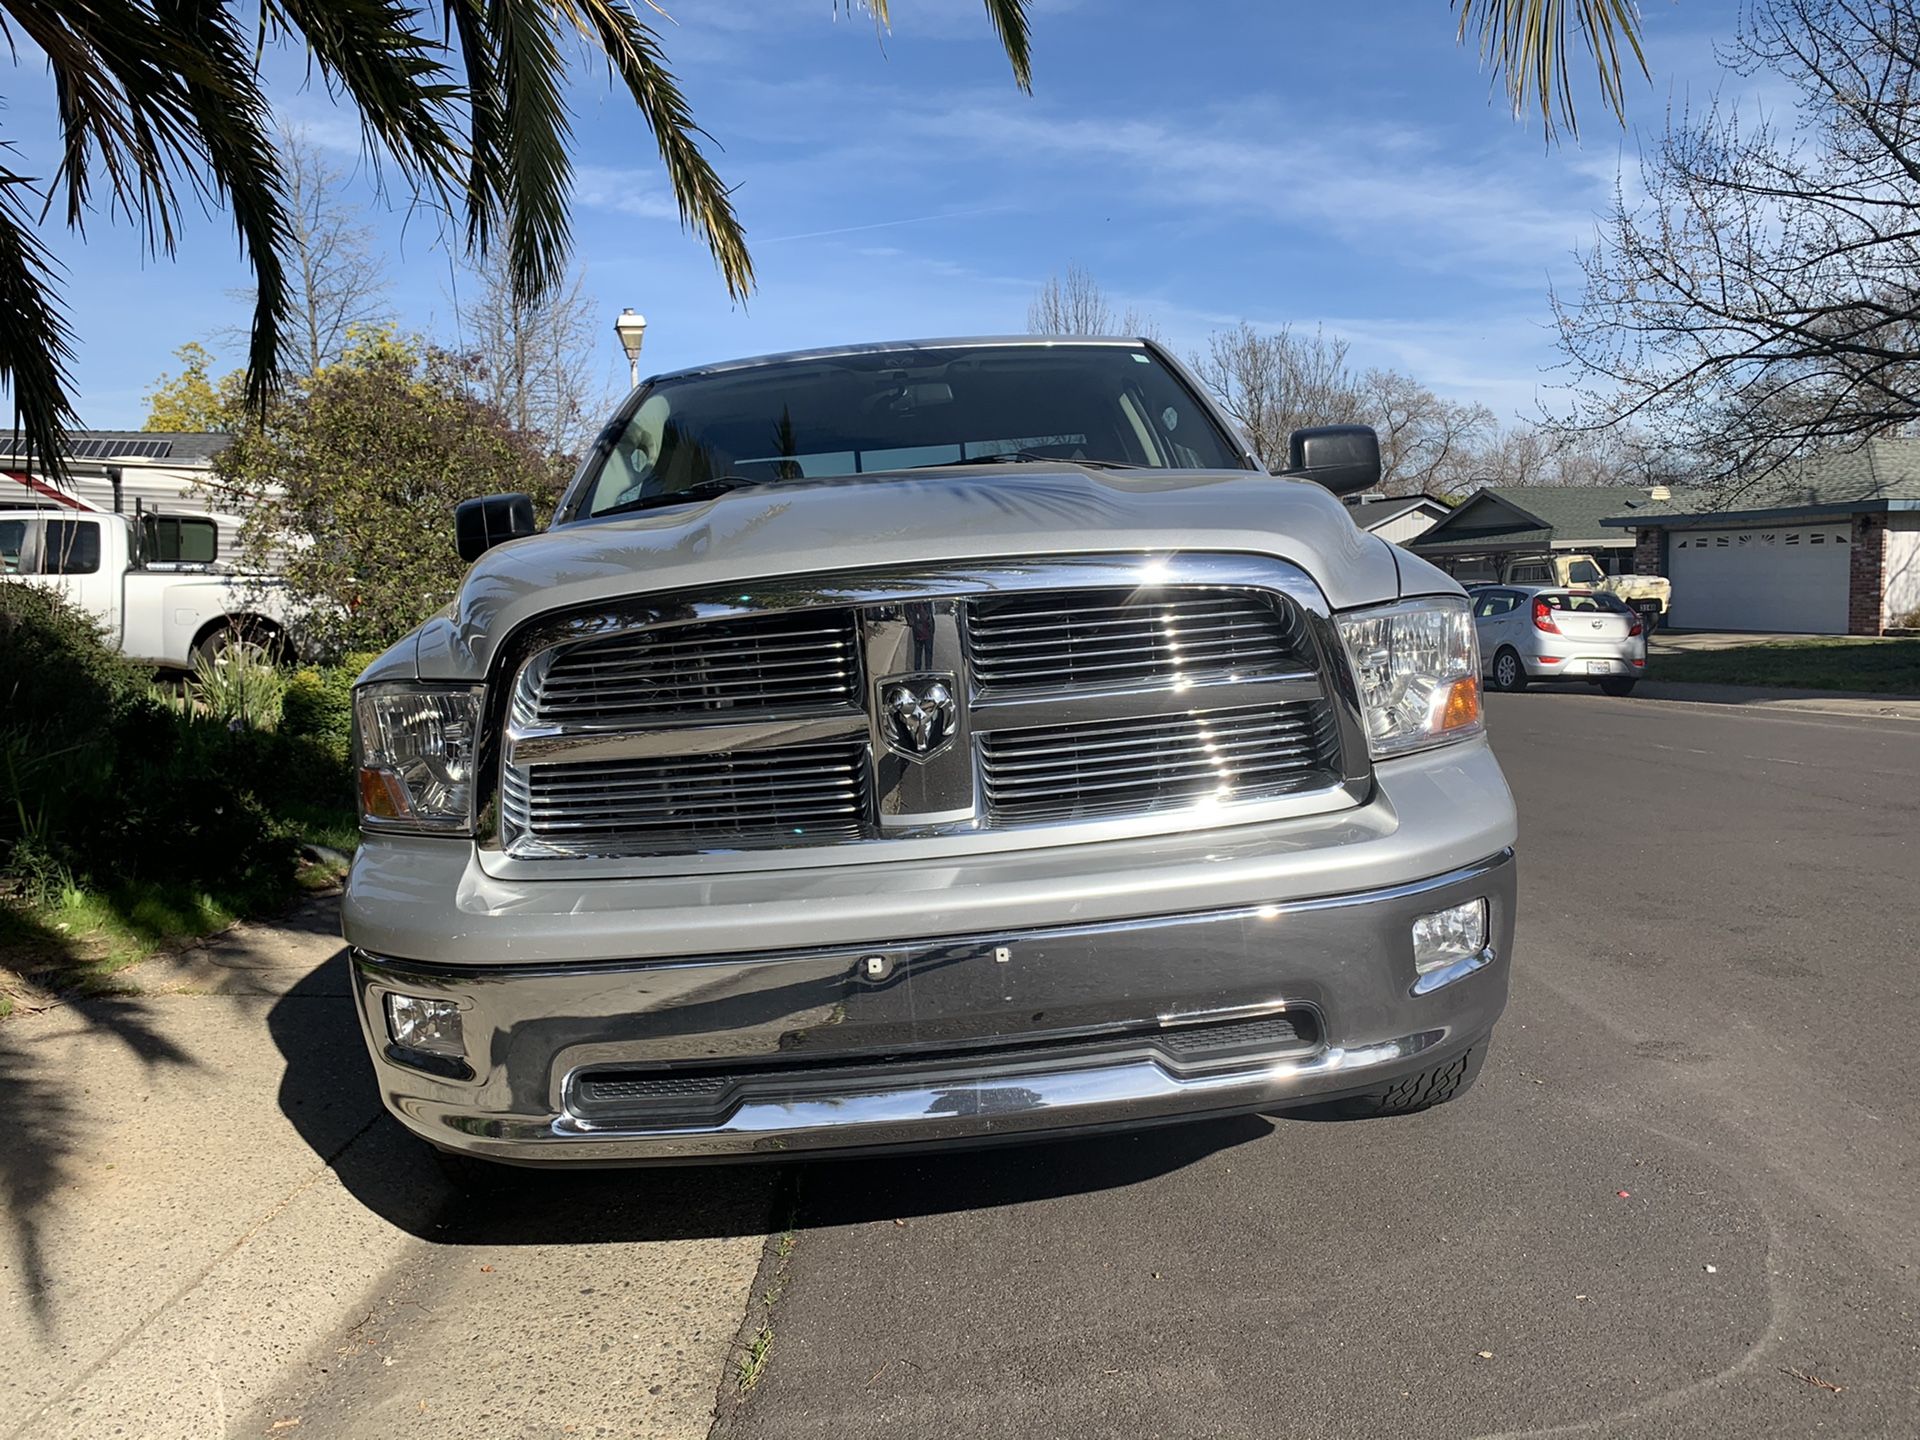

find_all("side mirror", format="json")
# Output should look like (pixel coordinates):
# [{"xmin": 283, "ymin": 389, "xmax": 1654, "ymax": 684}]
[
  {"xmin": 1279, "ymin": 425, "xmax": 1382, "ymax": 497},
  {"xmin": 454, "ymin": 493, "xmax": 536, "ymax": 562}
]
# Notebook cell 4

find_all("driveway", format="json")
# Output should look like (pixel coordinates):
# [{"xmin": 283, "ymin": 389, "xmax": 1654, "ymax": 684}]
[{"xmin": 7, "ymin": 694, "xmax": 1918, "ymax": 1438}]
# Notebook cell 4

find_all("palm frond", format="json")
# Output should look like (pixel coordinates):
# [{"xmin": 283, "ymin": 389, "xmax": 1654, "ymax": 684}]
[
  {"xmin": 262, "ymin": 0, "xmax": 466, "ymax": 195},
  {"xmin": 555, "ymin": 0, "xmax": 752, "ymax": 299},
  {"xmin": 0, "ymin": 0, "xmax": 265, "ymax": 467},
  {"xmin": 837, "ymin": 0, "xmax": 1030, "ymax": 89},
  {"xmin": 0, "ymin": 170, "xmax": 80, "ymax": 476},
  {"xmin": 445, "ymin": 0, "xmax": 507, "ymax": 252},
  {"xmin": 977, "ymin": 0, "xmax": 1031, "ymax": 91},
  {"xmin": 490, "ymin": 0, "xmax": 574, "ymax": 299},
  {"xmin": 153, "ymin": 0, "xmax": 290, "ymax": 412},
  {"xmin": 1454, "ymin": 0, "xmax": 1647, "ymax": 139}
]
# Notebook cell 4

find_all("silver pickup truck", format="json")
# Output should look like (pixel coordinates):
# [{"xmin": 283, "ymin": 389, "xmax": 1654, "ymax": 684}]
[{"xmin": 343, "ymin": 336, "xmax": 1516, "ymax": 1179}]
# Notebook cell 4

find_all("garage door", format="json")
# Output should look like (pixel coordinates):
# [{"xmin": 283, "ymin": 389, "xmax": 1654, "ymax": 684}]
[{"xmin": 1667, "ymin": 525, "xmax": 1852, "ymax": 633}]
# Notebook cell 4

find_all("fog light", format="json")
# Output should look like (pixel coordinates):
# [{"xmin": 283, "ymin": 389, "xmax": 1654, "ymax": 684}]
[
  {"xmin": 385, "ymin": 993, "xmax": 464, "ymax": 1058},
  {"xmin": 1411, "ymin": 898, "xmax": 1488, "ymax": 974}
]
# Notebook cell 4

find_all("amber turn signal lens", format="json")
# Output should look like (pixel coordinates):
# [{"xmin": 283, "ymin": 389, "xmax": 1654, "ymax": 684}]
[
  {"xmin": 359, "ymin": 768, "xmax": 412, "ymax": 820},
  {"xmin": 1439, "ymin": 677, "xmax": 1482, "ymax": 732}
]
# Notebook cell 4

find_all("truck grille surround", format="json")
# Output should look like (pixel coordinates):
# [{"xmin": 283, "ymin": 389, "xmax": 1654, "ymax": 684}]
[{"xmin": 491, "ymin": 555, "xmax": 1369, "ymax": 867}]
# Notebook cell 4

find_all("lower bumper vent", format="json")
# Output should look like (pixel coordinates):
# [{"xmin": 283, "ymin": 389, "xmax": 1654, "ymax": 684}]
[{"xmin": 568, "ymin": 1009, "xmax": 1321, "ymax": 1124}]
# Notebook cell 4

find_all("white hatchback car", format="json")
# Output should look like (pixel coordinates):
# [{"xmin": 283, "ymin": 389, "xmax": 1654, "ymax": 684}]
[{"xmin": 1472, "ymin": 586, "xmax": 1647, "ymax": 696}]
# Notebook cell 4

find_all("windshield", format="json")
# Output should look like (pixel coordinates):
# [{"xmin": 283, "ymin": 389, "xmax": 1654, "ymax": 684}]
[{"xmin": 570, "ymin": 342, "xmax": 1248, "ymax": 519}]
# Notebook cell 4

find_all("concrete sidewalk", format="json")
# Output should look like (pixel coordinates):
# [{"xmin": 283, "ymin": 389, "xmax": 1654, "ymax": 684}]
[{"xmin": 0, "ymin": 898, "xmax": 769, "ymax": 1439}]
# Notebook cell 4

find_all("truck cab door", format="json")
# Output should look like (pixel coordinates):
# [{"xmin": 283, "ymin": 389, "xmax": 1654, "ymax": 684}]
[{"xmin": 33, "ymin": 517, "xmax": 123, "ymax": 644}]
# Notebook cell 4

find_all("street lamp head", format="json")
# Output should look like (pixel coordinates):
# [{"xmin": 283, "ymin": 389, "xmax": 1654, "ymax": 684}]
[{"xmin": 614, "ymin": 308, "xmax": 648, "ymax": 363}]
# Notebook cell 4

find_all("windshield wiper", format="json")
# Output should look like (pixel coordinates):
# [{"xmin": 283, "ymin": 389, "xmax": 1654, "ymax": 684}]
[
  {"xmin": 922, "ymin": 450, "xmax": 1145, "ymax": 470},
  {"xmin": 595, "ymin": 476, "xmax": 767, "ymax": 518}
]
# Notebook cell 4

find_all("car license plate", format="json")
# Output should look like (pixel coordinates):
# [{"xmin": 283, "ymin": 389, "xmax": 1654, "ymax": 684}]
[{"xmin": 1586, "ymin": 661, "xmax": 1611, "ymax": 675}]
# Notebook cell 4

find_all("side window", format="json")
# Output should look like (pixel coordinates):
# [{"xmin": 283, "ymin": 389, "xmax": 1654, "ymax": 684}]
[
  {"xmin": 0, "ymin": 518, "xmax": 28, "ymax": 575},
  {"xmin": 42, "ymin": 519, "xmax": 101, "ymax": 575},
  {"xmin": 1510, "ymin": 562, "xmax": 1548, "ymax": 585},
  {"xmin": 1474, "ymin": 591, "xmax": 1520, "ymax": 622},
  {"xmin": 141, "ymin": 515, "xmax": 218, "ymax": 565}
]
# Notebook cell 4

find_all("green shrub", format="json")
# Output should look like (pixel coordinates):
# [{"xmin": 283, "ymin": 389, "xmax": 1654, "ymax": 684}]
[
  {"xmin": 278, "ymin": 651, "xmax": 374, "ymax": 809},
  {"xmin": 188, "ymin": 650, "xmax": 286, "ymax": 731},
  {"xmin": 0, "ymin": 582, "xmax": 326, "ymax": 911},
  {"xmin": 282, "ymin": 663, "xmax": 356, "ymax": 761}
]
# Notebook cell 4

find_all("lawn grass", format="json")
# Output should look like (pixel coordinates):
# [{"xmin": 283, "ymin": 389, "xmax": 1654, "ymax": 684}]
[
  {"xmin": 1653, "ymin": 636, "xmax": 1920, "ymax": 694},
  {"xmin": 0, "ymin": 815, "xmax": 355, "ymax": 1014}
]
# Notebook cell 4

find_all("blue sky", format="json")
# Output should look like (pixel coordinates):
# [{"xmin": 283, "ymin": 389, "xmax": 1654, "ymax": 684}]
[{"xmin": 13, "ymin": 0, "xmax": 1753, "ymax": 429}]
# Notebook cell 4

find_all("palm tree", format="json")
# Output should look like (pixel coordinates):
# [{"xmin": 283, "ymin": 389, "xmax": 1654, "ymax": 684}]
[
  {"xmin": 0, "ymin": 1, "xmax": 1641, "ymax": 476},
  {"xmin": 1455, "ymin": 0, "xmax": 1648, "ymax": 139}
]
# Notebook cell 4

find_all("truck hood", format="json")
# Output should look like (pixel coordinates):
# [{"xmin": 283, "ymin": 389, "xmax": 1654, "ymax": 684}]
[{"xmin": 411, "ymin": 466, "xmax": 1405, "ymax": 681}]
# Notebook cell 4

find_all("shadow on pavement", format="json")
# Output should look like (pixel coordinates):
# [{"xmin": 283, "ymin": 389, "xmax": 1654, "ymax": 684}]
[
  {"xmin": 269, "ymin": 950, "xmax": 1267, "ymax": 1247},
  {"xmin": 0, "ymin": 987, "xmax": 200, "ymax": 1334}
]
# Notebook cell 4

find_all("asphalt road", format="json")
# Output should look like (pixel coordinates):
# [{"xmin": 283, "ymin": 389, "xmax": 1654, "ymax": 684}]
[
  {"xmin": 254, "ymin": 693, "xmax": 1920, "ymax": 1438},
  {"xmin": 714, "ymin": 693, "xmax": 1920, "ymax": 1439}
]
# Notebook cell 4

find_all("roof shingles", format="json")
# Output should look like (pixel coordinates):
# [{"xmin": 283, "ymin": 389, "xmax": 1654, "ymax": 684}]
[
  {"xmin": 1411, "ymin": 484, "xmax": 1651, "ymax": 552},
  {"xmin": 1607, "ymin": 439, "xmax": 1920, "ymax": 528}
]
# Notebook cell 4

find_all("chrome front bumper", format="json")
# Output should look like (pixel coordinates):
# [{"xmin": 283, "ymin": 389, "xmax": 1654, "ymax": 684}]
[{"xmin": 349, "ymin": 851, "xmax": 1515, "ymax": 1164}]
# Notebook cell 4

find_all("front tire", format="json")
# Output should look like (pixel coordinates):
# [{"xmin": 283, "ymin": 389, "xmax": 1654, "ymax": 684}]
[
  {"xmin": 1297, "ymin": 1046, "xmax": 1486, "ymax": 1120},
  {"xmin": 1489, "ymin": 647, "xmax": 1528, "ymax": 692}
]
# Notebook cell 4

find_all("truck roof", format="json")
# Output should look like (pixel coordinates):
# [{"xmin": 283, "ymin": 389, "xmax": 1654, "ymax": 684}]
[{"xmin": 645, "ymin": 334, "xmax": 1155, "ymax": 385}]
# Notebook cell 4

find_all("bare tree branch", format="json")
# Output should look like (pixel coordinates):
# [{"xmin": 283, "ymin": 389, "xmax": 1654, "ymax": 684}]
[{"xmin": 1554, "ymin": 0, "xmax": 1920, "ymax": 483}]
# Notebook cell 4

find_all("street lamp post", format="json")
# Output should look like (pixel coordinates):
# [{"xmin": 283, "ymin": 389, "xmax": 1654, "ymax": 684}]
[{"xmin": 614, "ymin": 308, "xmax": 648, "ymax": 388}]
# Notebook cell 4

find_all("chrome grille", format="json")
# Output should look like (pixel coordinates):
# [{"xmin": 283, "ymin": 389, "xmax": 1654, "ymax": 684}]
[
  {"xmin": 496, "ymin": 556, "xmax": 1362, "ymax": 865},
  {"xmin": 528, "ymin": 610, "xmax": 859, "ymax": 726},
  {"xmin": 966, "ymin": 588, "xmax": 1304, "ymax": 694},
  {"xmin": 980, "ymin": 701, "xmax": 1341, "ymax": 823},
  {"xmin": 502, "ymin": 741, "xmax": 869, "ymax": 851}
]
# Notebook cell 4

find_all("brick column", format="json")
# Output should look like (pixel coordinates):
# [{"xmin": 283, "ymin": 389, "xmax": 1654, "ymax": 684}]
[
  {"xmin": 1632, "ymin": 527, "xmax": 1665, "ymax": 576},
  {"xmin": 1849, "ymin": 513, "xmax": 1887, "ymax": 635}
]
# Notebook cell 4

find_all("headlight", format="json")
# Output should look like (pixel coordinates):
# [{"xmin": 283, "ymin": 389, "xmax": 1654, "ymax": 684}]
[
  {"xmin": 1334, "ymin": 596, "xmax": 1482, "ymax": 758},
  {"xmin": 353, "ymin": 684, "xmax": 484, "ymax": 833}
]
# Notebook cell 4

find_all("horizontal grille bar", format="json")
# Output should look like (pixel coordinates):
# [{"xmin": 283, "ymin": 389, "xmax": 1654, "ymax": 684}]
[
  {"xmin": 982, "ymin": 701, "xmax": 1341, "ymax": 823},
  {"xmin": 966, "ymin": 589, "xmax": 1307, "ymax": 694},
  {"xmin": 511, "ymin": 741, "xmax": 871, "ymax": 851},
  {"xmin": 530, "ymin": 610, "xmax": 860, "ymax": 726}
]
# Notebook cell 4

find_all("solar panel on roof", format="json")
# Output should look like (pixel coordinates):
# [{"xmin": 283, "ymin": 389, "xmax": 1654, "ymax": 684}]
[{"xmin": 67, "ymin": 438, "xmax": 174, "ymax": 460}]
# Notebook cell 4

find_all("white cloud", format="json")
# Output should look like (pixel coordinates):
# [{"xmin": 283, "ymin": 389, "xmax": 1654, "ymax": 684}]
[
  {"xmin": 888, "ymin": 93, "xmax": 1620, "ymax": 286},
  {"xmin": 574, "ymin": 166, "xmax": 680, "ymax": 220}
]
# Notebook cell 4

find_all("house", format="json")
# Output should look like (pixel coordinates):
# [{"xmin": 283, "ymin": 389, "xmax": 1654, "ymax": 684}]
[
  {"xmin": 1344, "ymin": 492, "xmax": 1452, "ymax": 545},
  {"xmin": 1406, "ymin": 485, "xmax": 1652, "ymax": 580},
  {"xmin": 2, "ymin": 430, "xmax": 246, "ymax": 558},
  {"xmin": 1600, "ymin": 439, "xmax": 1920, "ymax": 635}
]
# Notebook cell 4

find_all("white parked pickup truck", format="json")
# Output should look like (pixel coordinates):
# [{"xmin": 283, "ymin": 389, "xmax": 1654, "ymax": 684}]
[{"xmin": 0, "ymin": 508, "xmax": 291, "ymax": 668}]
